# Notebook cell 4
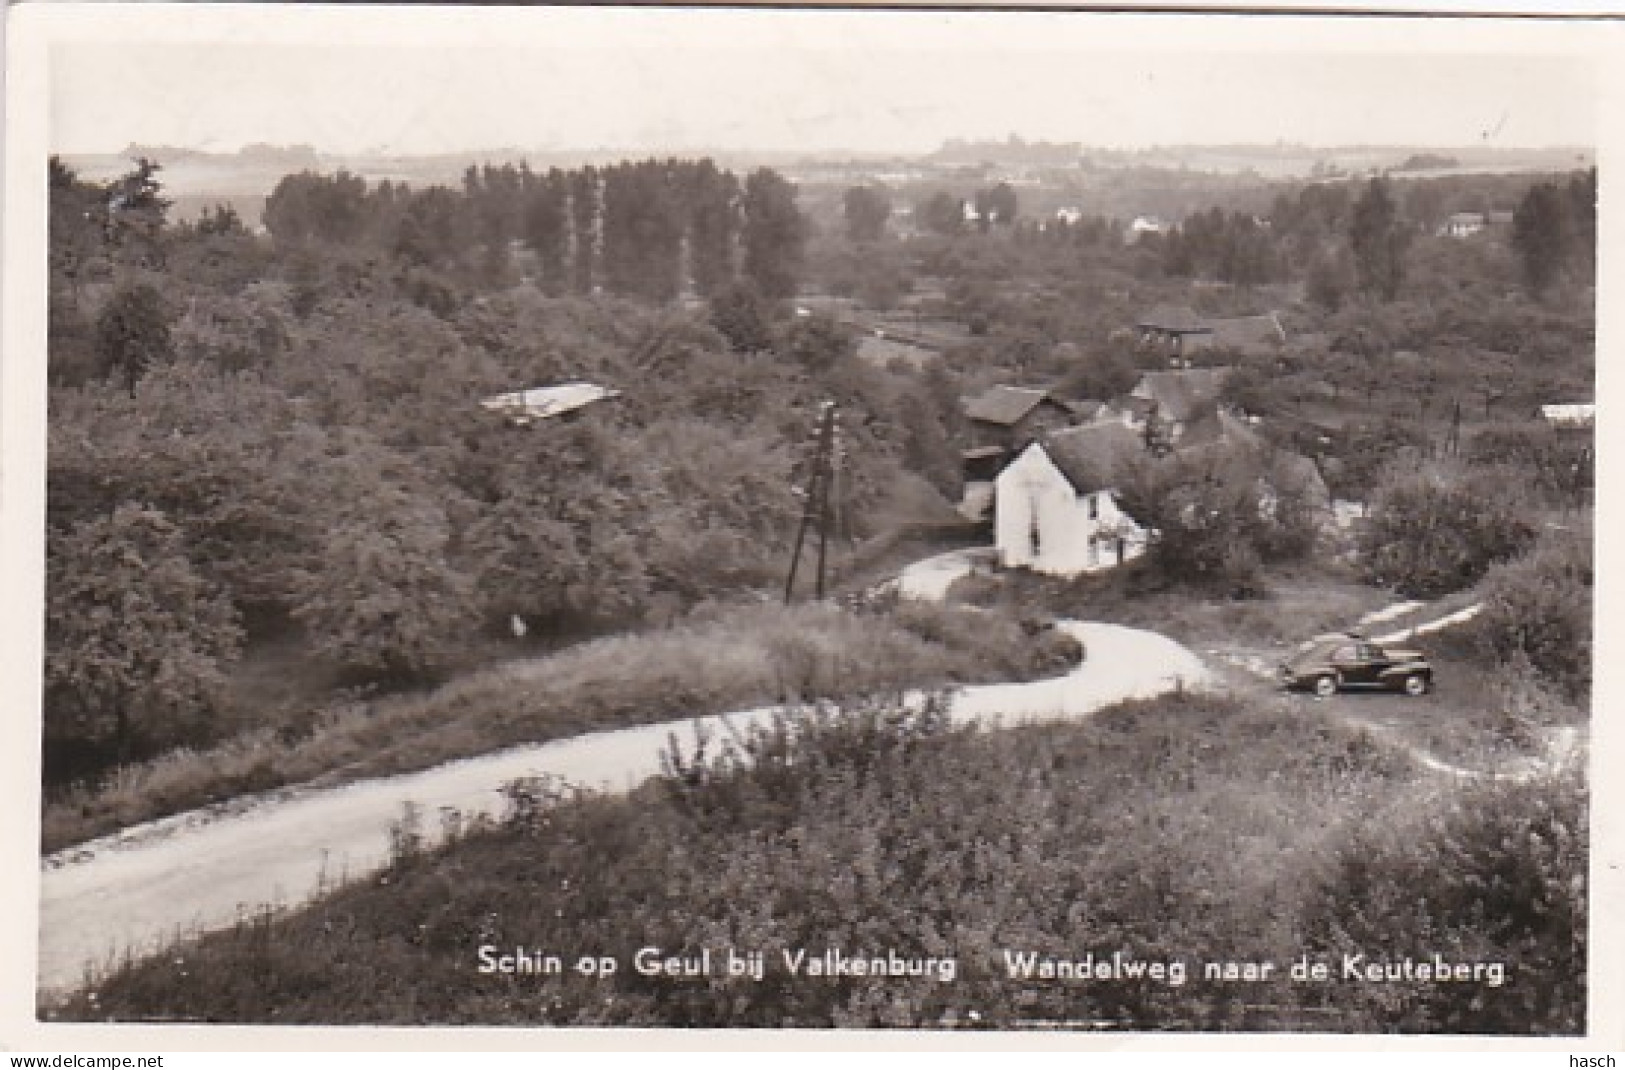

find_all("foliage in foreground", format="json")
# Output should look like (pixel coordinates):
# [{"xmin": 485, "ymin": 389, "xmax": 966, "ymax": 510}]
[
  {"xmin": 43, "ymin": 598, "xmax": 1073, "ymax": 853},
  {"xmin": 56, "ymin": 694, "xmax": 1585, "ymax": 1034}
]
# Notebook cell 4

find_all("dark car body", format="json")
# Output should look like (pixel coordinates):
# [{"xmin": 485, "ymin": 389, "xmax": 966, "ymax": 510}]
[{"xmin": 1280, "ymin": 633, "xmax": 1433, "ymax": 697}]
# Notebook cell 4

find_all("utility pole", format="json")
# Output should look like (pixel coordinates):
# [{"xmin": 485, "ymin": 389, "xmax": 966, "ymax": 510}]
[{"xmin": 785, "ymin": 401, "xmax": 840, "ymax": 603}]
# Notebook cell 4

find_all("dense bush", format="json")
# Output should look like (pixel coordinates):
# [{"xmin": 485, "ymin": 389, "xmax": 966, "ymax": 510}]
[
  {"xmin": 45, "ymin": 159, "xmax": 974, "ymax": 782},
  {"xmin": 1359, "ymin": 466, "xmax": 1537, "ymax": 598},
  {"xmin": 60, "ymin": 695, "xmax": 1583, "ymax": 1033},
  {"xmin": 1465, "ymin": 533, "xmax": 1593, "ymax": 704},
  {"xmin": 1298, "ymin": 769, "xmax": 1587, "ymax": 1034},
  {"xmin": 45, "ymin": 504, "xmax": 243, "ymax": 771},
  {"xmin": 1467, "ymin": 424, "xmax": 1593, "ymax": 512},
  {"xmin": 1114, "ymin": 444, "xmax": 1323, "ymax": 597},
  {"xmin": 43, "ymin": 599, "xmax": 1063, "ymax": 850}
]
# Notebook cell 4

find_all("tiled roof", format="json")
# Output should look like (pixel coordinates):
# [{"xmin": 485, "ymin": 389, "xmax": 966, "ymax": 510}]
[{"xmin": 965, "ymin": 385, "xmax": 1058, "ymax": 426}]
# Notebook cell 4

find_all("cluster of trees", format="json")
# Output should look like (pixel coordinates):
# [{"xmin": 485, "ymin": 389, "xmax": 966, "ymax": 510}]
[
  {"xmin": 1512, "ymin": 170, "xmax": 1596, "ymax": 295},
  {"xmin": 44, "ymin": 158, "xmax": 965, "ymax": 782},
  {"xmin": 913, "ymin": 181, "xmax": 1020, "ymax": 236},
  {"xmin": 1150, "ymin": 169, "xmax": 1594, "ymax": 307},
  {"xmin": 1152, "ymin": 177, "xmax": 1409, "ymax": 302},
  {"xmin": 1115, "ymin": 442, "xmax": 1324, "ymax": 596},
  {"xmin": 261, "ymin": 158, "xmax": 808, "ymax": 299},
  {"xmin": 1159, "ymin": 207, "xmax": 1282, "ymax": 285},
  {"xmin": 1358, "ymin": 462, "xmax": 1537, "ymax": 598}
]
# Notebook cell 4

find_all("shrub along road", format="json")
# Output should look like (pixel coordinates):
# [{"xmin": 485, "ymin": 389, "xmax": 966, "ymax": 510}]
[{"xmin": 38, "ymin": 604, "xmax": 1211, "ymax": 996}]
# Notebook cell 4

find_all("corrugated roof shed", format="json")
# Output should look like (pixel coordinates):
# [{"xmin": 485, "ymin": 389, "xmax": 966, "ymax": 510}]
[{"xmin": 480, "ymin": 382, "xmax": 620, "ymax": 424}]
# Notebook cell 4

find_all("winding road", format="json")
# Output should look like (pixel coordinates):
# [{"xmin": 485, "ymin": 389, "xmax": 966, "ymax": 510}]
[{"xmin": 37, "ymin": 551, "xmax": 1211, "ymax": 996}]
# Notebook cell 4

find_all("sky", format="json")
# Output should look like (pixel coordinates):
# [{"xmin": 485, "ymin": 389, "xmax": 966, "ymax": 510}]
[{"xmin": 39, "ymin": 7, "xmax": 1602, "ymax": 157}]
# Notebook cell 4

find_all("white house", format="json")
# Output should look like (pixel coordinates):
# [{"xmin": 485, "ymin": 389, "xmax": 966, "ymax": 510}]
[
  {"xmin": 994, "ymin": 423, "xmax": 1147, "ymax": 576},
  {"xmin": 1539, "ymin": 402, "xmax": 1595, "ymax": 432},
  {"xmin": 1442, "ymin": 212, "xmax": 1486, "ymax": 239}
]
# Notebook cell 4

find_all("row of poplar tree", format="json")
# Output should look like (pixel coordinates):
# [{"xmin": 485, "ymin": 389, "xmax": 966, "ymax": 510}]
[{"xmin": 262, "ymin": 158, "xmax": 809, "ymax": 301}]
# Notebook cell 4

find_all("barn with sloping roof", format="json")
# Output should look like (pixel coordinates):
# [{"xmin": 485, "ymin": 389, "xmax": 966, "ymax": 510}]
[
  {"xmin": 962, "ymin": 384, "xmax": 1076, "ymax": 452},
  {"xmin": 1188, "ymin": 312, "xmax": 1287, "ymax": 357},
  {"xmin": 1137, "ymin": 304, "xmax": 1212, "ymax": 355}
]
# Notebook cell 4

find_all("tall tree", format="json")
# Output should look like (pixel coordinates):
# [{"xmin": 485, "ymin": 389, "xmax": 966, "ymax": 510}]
[
  {"xmin": 48, "ymin": 157, "xmax": 108, "ymax": 307},
  {"xmin": 569, "ymin": 167, "xmax": 600, "ymax": 295},
  {"xmin": 1567, "ymin": 168, "xmax": 1597, "ymax": 280},
  {"xmin": 105, "ymin": 157, "xmax": 172, "ymax": 267},
  {"xmin": 843, "ymin": 184, "xmax": 892, "ymax": 243},
  {"xmin": 687, "ymin": 160, "xmax": 739, "ymax": 298},
  {"xmin": 522, "ymin": 167, "xmax": 570, "ymax": 295},
  {"xmin": 917, "ymin": 191, "xmax": 964, "ymax": 238},
  {"xmin": 740, "ymin": 168, "xmax": 807, "ymax": 300},
  {"xmin": 95, "ymin": 282, "xmax": 174, "ymax": 394},
  {"xmin": 1349, "ymin": 177, "xmax": 1412, "ymax": 301},
  {"xmin": 973, "ymin": 182, "xmax": 1019, "ymax": 228},
  {"xmin": 263, "ymin": 170, "xmax": 370, "ymax": 248},
  {"xmin": 1512, "ymin": 181, "xmax": 1573, "ymax": 296}
]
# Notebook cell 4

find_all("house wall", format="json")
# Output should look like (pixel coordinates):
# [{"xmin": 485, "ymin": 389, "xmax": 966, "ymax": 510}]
[{"xmin": 994, "ymin": 446, "xmax": 1147, "ymax": 577}]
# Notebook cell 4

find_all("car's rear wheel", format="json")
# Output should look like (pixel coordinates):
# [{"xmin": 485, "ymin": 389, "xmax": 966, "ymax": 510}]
[
  {"xmin": 1403, "ymin": 673, "xmax": 1430, "ymax": 697},
  {"xmin": 1313, "ymin": 674, "xmax": 1338, "ymax": 698}
]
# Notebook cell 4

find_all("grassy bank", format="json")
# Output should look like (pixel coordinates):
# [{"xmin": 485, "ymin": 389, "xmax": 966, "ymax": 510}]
[
  {"xmin": 43, "ymin": 598, "xmax": 1076, "ymax": 853},
  {"xmin": 53, "ymin": 693, "xmax": 1585, "ymax": 1033},
  {"xmin": 947, "ymin": 559, "xmax": 1393, "ymax": 650}
]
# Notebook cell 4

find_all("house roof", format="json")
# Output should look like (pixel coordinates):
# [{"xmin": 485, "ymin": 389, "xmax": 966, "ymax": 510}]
[
  {"xmin": 1448, "ymin": 211, "xmax": 1486, "ymax": 225},
  {"xmin": 1174, "ymin": 411, "xmax": 1330, "ymax": 503},
  {"xmin": 856, "ymin": 334, "xmax": 935, "ymax": 368},
  {"xmin": 964, "ymin": 385, "xmax": 1060, "ymax": 426},
  {"xmin": 1137, "ymin": 304, "xmax": 1210, "ymax": 334},
  {"xmin": 480, "ymin": 382, "xmax": 620, "ymax": 424},
  {"xmin": 1038, "ymin": 422, "xmax": 1146, "ymax": 495},
  {"xmin": 1130, "ymin": 368, "xmax": 1231, "ymax": 424},
  {"xmin": 1177, "ymin": 407, "xmax": 1263, "ymax": 453},
  {"xmin": 1198, "ymin": 313, "xmax": 1286, "ymax": 352}
]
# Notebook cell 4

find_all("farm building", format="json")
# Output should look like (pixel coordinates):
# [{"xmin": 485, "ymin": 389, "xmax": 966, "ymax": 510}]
[
  {"xmin": 962, "ymin": 385, "xmax": 1076, "ymax": 453},
  {"xmin": 1136, "ymin": 304, "xmax": 1211, "ymax": 354},
  {"xmin": 994, "ymin": 423, "xmax": 1148, "ymax": 576}
]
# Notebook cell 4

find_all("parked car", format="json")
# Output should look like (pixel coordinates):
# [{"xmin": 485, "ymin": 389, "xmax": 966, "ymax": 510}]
[{"xmin": 1280, "ymin": 632, "xmax": 1433, "ymax": 697}]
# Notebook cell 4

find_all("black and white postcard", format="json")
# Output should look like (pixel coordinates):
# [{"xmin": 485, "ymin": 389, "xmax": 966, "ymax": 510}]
[{"xmin": 3, "ymin": 2, "xmax": 1621, "ymax": 1051}]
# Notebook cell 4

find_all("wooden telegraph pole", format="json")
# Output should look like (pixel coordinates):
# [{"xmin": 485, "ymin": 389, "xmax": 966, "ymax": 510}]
[{"xmin": 785, "ymin": 401, "xmax": 840, "ymax": 603}]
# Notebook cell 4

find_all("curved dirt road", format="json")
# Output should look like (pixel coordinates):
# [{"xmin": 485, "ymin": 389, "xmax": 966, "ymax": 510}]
[{"xmin": 38, "ymin": 618, "xmax": 1210, "ymax": 996}]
